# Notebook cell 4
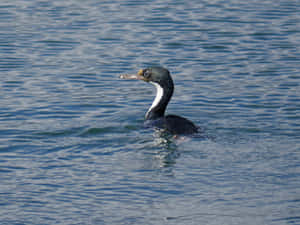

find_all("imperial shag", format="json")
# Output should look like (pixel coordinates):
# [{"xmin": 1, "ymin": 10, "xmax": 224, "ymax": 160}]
[{"xmin": 120, "ymin": 67, "xmax": 198, "ymax": 135}]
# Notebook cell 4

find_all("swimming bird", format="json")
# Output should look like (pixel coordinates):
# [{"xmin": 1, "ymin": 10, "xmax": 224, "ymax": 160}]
[{"xmin": 120, "ymin": 67, "xmax": 198, "ymax": 135}]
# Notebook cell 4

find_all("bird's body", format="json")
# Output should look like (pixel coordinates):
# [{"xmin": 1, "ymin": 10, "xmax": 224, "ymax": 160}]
[{"xmin": 120, "ymin": 67, "xmax": 198, "ymax": 135}]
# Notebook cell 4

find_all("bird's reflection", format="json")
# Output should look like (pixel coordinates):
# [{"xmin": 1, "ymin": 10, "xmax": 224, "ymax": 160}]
[{"xmin": 151, "ymin": 129, "xmax": 181, "ymax": 169}]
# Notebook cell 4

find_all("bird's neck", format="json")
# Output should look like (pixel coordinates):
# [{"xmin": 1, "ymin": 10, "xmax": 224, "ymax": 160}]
[{"xmin": 145, "ymin": 82, "xmax": 173, "ymax": 120}]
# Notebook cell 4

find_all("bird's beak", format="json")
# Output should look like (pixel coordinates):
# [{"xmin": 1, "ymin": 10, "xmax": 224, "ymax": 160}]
[
  {"xmin": 119, "ymin": 69, "xmax": 146, "ymax": 81},
  {"xmin": 119, "ymin": 73, "xmax": 142, "ymax": 80}
]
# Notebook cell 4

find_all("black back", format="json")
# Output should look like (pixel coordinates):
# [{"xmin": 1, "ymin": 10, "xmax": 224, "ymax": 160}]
[{"xmin": 164, "ymin": 114, "xmax": 198, "ymax": 135}]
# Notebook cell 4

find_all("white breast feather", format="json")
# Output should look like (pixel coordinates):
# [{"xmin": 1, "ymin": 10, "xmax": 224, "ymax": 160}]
[{"xmin": 146, "ymin": 82, "xmax": 164, "ymax": 118}]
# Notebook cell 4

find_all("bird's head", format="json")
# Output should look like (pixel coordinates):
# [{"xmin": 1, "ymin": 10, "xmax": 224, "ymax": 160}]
[{"xmin": 120, "ymin": 67, "xmax": 173, "ymax": 88}]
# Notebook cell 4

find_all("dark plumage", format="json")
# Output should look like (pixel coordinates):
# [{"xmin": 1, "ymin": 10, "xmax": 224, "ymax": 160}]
[{"xmin": 120, "ymin": 67, "xmax": 198, "ymax": 135}]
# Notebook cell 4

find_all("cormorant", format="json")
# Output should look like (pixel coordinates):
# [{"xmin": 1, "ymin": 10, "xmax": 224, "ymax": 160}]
[{"xmin": 120, "ymin": 67, "xmax": 198, "ymax": 135}]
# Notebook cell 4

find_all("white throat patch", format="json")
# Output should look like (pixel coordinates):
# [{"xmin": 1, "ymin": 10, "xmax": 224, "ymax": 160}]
[{"xmin": 146, "ymin": 82, "xmax": 164, "ymax": 117}]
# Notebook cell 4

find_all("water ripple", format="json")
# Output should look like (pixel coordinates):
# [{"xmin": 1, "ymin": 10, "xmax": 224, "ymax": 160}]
[{"xmin": 0, "ymin": 0, "xmax": 300, "ymax": 224}]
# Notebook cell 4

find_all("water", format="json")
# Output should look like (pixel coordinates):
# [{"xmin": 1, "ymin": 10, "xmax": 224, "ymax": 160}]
[{"xmin": 1, "ymin": 0, "xmax": 300, "ymax": 224}]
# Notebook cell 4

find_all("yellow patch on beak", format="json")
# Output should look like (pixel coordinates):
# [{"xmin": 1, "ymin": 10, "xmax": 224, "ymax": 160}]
[{"xmin": 137, "ymin": 69, "xmax": 144, "ymax": 76}]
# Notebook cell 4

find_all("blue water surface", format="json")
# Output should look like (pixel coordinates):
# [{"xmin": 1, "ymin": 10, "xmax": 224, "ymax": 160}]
[{"xmin": 1, "ymin": 0, "xmax": 300, "ymax": 224}]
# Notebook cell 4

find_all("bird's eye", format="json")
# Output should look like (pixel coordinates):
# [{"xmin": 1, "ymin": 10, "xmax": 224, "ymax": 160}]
[{"xmin": 143, "ymin": 70, "xmax": 151, "ymax": 78}]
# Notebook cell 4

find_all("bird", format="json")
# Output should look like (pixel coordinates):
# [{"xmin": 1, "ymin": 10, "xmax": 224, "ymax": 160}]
[{"xmin": 120, "ymin": 67, "xmax": 198, "ymax": 135}]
